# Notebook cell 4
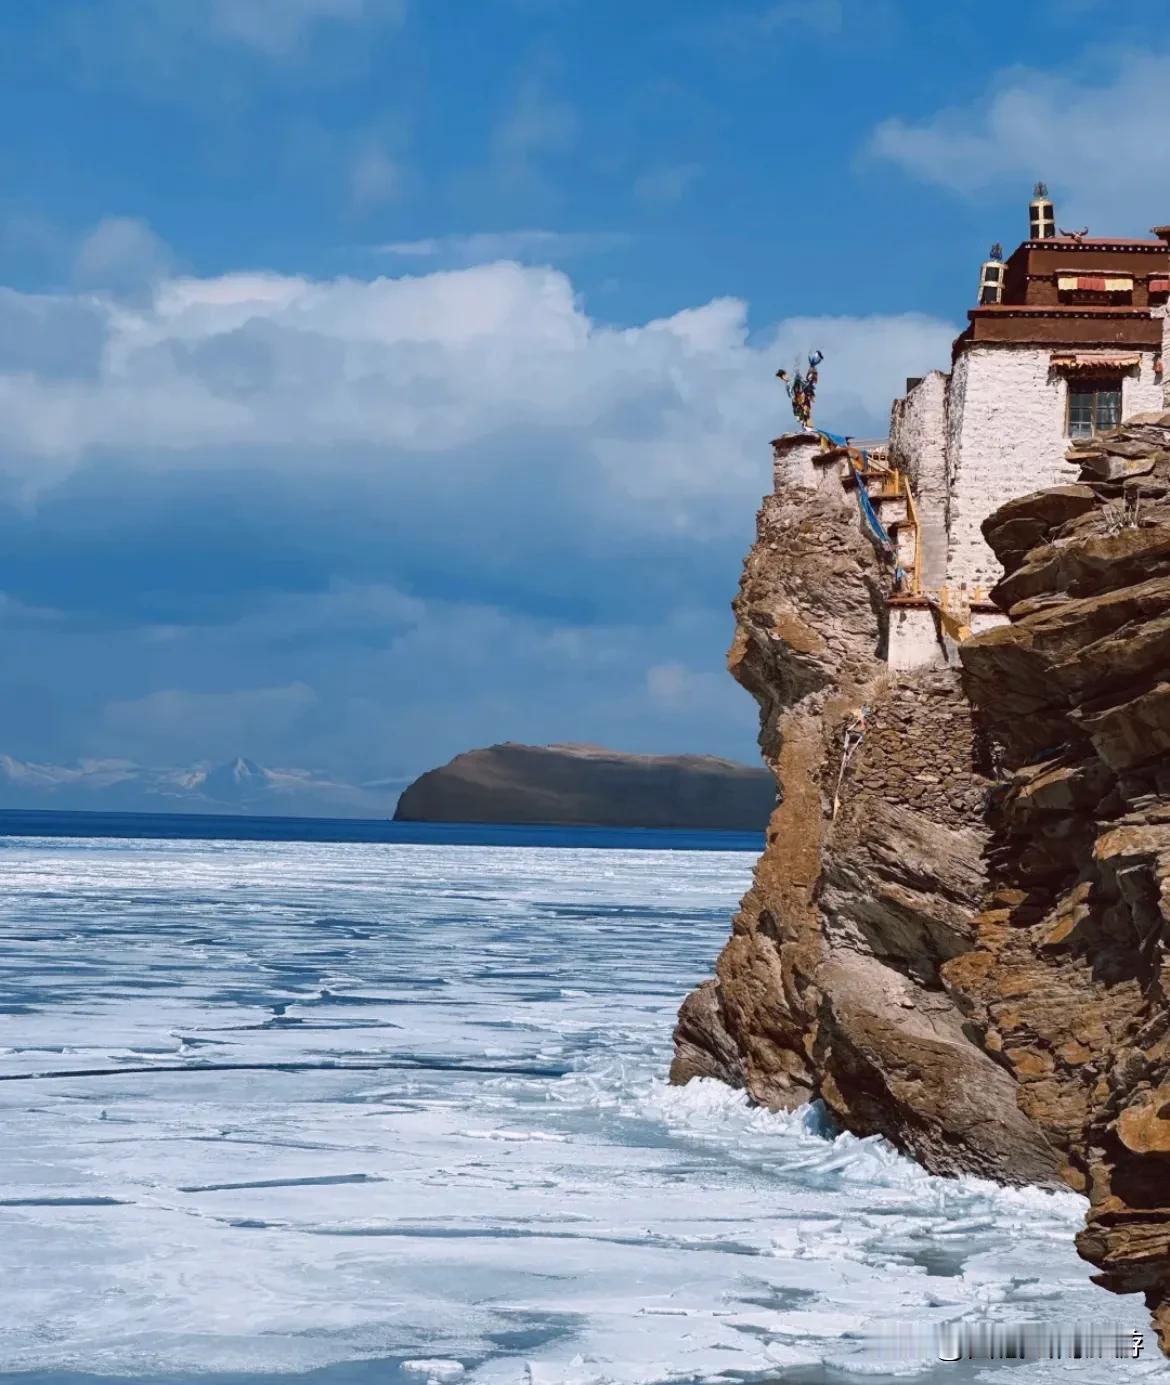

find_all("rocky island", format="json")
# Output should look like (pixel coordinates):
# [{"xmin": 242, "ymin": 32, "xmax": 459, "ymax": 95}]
[
  {"xmin": 393, "ymin": 741, "xmax": 774, "ymax": 829},
  {"xmin": 672, "ymin": 193, "xmax": 1170, "ymax": 1351}
]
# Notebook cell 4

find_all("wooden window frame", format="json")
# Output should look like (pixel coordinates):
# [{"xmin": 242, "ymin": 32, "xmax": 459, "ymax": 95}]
[{"xmin": 1066, "ymin": 376, "xmax": 1123, "ymax": 440}]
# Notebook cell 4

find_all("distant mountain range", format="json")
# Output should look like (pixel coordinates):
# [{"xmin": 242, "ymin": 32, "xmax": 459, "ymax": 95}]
[
  {"xmin": 0, "ymin": 755, "xmax": 407, "ymax": 819},
  {"xmin": 0, "ymin": 742, "xmax": 776, "ymax": 828}
]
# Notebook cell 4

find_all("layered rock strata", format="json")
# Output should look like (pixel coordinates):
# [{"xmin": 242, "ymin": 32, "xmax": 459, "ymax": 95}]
[
  {"xmin": 673, "ymin": 412, "xmax": 1170, "ymax": 1349},
  {"xmin": 957, "ymin": 411, "xmax": 1170, "ymax": 1350}
]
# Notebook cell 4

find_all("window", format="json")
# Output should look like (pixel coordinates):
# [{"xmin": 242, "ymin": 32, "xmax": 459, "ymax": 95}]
[
  {"xmin": 978, "ymin": 262, "xmax": 1005, "ymax": 305},
  {"xmin": 1067, "ymin": 379, "xmax": 1122, "ymax": 439}
]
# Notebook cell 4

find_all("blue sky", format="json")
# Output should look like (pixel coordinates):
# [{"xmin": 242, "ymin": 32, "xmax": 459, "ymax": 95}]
[{"xmin": 0, "ymin": 0, "xmax": 1167, "ymax": 790}]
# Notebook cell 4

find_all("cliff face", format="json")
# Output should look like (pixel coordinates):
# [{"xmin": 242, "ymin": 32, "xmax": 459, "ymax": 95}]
[
  {"xmin": 670, "ymin": 455, "xmax": 1061, "ymax": 1186},
  {"xmin": 672, "ymin": 410, "xmax": 1170, "ymax": 1349},
  {"xmin": 957, "ymin": 411, "xmax": 1170, "ymax": 1349}
]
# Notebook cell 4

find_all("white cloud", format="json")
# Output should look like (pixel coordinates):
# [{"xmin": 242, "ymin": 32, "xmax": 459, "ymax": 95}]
[
  {"xmin": 0, "ymin": 255, "xmax": 957, "ymax": 774},
  {"xmin": 769, "ymin": 313, "xmax": 956, "ymax": 438},
  {"xmin": 868, "ymin": 48, "xmax": 1170, "ymax": 229},
  {"xmin": 374, "ymin": 230, "xmax": 629, "ymax": 263},
  {"xmin": 0, "ymin": 263, "xmax": 955, "ymax": 492}
]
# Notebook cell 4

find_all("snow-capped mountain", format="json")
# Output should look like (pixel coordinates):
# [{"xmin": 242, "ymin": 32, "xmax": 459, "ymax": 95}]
[{"xmin": 0, "ymin": 754, "xmax": 407, "ymax": 819}]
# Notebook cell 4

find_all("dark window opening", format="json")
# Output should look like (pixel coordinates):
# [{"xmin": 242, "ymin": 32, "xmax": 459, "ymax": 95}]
[
  {"xmin": 1067, "ymin": 379, "xmax": 1122, "ymax": 439},
  {"xmin": 1030, "ymin": 212, "xmax": 1054, "ymax": 239}
]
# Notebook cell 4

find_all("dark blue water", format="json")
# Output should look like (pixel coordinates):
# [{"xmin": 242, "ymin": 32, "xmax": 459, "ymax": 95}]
[{"xmin": 0, "ymin": 809, "xmax": 764, "ymax": 853}]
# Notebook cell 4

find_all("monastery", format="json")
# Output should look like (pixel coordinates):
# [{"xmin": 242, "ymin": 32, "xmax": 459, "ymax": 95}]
[{"xmin": 773, "ymin": 186, "xmax": 1170, "ymax": 670}]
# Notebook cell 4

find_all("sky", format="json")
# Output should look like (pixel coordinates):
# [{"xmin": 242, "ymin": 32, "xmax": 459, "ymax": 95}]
[{"xmin": 1, "ymin": 0, "xmax": 1169, "ymax": 789}]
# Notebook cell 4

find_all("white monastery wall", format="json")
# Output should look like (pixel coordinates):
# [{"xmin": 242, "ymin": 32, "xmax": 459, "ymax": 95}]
[
  {"xmin": 774, "ymin": 322, "xmax": 1162, "ymax": 678},
  {"xmin": 944, "ymin": 350, "xmax": 969, "ymax": 500},
  {"xmin": 1124, "ymin": 354, "xmax": 1166, "ymax": 417},
  {"xmin": 888, "ymin": 606, "xmax": 946, "ymax": 672},
  {"xmin": 888, "ymin": 604, "xmax": 1009, "ymax": 673},
  {"xmin": 889, "ymin": 370, "xmax": 949, "ymax": 590},
  {"xmin": 969, "ymin": 610, "xmax": 1007, "ymax": 638},
  {"xmin": 946, "ymin": 347, "xmax": 1074, "ymax": 592},
  {"xmin": 945, "ymin": 346, "xmax": 1160, "ymax": 592}
]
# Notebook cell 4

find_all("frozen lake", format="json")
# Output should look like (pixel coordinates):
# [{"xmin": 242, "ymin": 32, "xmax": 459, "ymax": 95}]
[{"xmin": 0, "ymin": 835, "xmax": 1154, "ymax": 1383}]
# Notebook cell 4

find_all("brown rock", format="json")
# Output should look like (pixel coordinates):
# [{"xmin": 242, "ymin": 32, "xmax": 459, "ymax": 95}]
[
  {"xmin": 1077, "ymin": 452, "xmax": 1158, "ymax": 481},
  {"xmin": 670, "ymin": 447, "xmax": 1063, "ymax": 1187},
  {"xmin": 673, "ymin": 416, "xmax": 1170, "ymax": 1353},
  {"xmin": 1117, "ymin": 1087, "xmax": 1170, "ymax": 1155}
]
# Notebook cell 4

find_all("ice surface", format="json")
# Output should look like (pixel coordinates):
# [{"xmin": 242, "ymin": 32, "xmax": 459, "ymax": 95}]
[{"xmin": 0, "ymin": 836, "xmax": 1152, "ymax": 1383}]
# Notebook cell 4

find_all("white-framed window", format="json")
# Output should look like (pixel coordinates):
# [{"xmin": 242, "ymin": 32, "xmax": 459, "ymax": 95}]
[
  {"xmin": 978, "ymin": 264, "xmax": 1005, "ymax": 305},
  {"xmin": 1067, "ymin": 378, "xmax": 1122, "ymax": 439}
]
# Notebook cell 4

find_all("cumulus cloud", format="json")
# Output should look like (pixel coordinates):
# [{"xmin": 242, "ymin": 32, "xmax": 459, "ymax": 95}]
[
  {"xmin": 0, "ymin": 254, "xmax": 957, "ymax": 776},
  {"xmin": 0, "ymin": 265, "xmax": 954, "ymax": 506},
  {"xmin": 868, "ymin": 47, "xmax": 1170, "ymax": 229}
]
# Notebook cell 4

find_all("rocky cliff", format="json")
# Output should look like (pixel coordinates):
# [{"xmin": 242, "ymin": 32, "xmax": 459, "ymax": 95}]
[
  {"xmin": 394, "ymin": 742, "xmax": 774, "ymax": 829},
  {"xmin": 672, "ymin": 411, "xmax": 1170, "ymax": 1349}
]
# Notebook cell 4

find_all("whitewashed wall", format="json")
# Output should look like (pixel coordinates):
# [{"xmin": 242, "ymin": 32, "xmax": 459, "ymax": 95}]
[
  {"xmin": 1162, "ymin": 310, "xmax": 1169, "ymax": 409},
  {"xmin": 889, "ymin": 370, "xmax": 949, "ymax": 590},
  {"xmin": 945, "ymin": 347, "xmax": 1162, "ymax": 592},
  {"xmin": 888, "ymin": 605, "xmax": 947, "ymax": 671},
  {"xmin": 1124, "ymin": 352, "xmax": 1166, "ymax": 417}
]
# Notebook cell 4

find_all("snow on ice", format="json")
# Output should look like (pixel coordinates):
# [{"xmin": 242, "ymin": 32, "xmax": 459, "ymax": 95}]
[{"xmin": 0, "ymin": 836, "xmax": 1150, "ymax": 1383}]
